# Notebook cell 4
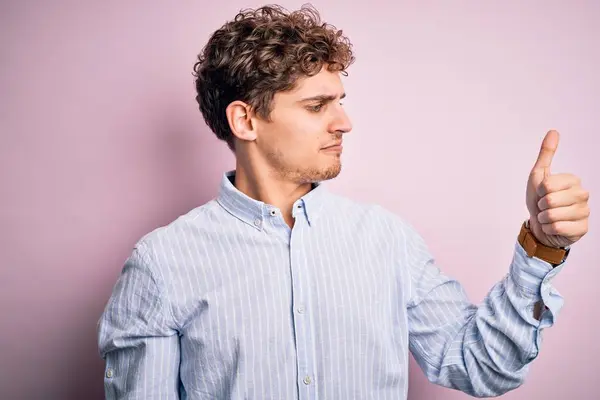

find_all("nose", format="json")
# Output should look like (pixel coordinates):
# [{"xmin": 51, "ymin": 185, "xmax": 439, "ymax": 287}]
[{"xmin": 330, "ymin": 107, "xmax": 353, "ymax": 134}]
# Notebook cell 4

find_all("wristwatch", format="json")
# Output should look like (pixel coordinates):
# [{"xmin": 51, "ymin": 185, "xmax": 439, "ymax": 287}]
[{"xmin": 518, "ymin": 220, "xmax": 569, "ymax": 266}]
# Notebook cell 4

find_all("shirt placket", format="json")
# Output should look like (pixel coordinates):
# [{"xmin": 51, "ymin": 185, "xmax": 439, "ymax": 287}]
[{"xmin": 289, "ymin": 202, "xmax": 318, "ymax": 400}]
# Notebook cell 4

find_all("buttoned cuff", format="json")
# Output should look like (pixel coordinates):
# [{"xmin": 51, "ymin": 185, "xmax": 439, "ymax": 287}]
[{"xmin": 509, "ymin": 240, "xmax": 566, "ymax": 329}]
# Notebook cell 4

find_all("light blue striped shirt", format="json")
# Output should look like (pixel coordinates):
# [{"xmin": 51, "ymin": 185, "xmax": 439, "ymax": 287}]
[{"xmin": 98, "ymin": 170, "xmax": 566, "ymax": 399}]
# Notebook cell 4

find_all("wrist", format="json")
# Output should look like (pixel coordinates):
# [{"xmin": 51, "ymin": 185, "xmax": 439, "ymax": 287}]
[{"xmin": 518, "ymin": 220, "xmax": 569, "ymax": 266}]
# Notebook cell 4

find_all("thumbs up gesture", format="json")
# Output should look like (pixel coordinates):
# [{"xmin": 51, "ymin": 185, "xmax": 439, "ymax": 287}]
[{"xmin": 526, "ymin": 130, "xmax": 590, "ymax": 248}]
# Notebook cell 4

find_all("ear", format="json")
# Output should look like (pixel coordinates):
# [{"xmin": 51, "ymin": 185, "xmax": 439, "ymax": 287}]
[{"xmin": 226, "ymin": 100, "xmax": 257, "ymax": 144}]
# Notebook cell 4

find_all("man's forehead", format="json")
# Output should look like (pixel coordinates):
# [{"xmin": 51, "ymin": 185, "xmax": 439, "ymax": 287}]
[{"xmin": 289, "ymin": 70, "xmax": 345, "ymax": 97}]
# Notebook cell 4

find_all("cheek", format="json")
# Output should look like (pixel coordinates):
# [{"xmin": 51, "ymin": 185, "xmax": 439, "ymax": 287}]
[
  {"xmin": 266, "ymin": 112, "xmax": 324, "ymax": 157},
  {"xmin": 283, "ymin": 128, "xmax": 320, "ymax": 152},
  {"xmin": 278, "ymin": 139, "xmax": 320, "ymax": 167},
  {"xmin": 286, "ymin": 141, "xmax": 316, "ymax": 161}
]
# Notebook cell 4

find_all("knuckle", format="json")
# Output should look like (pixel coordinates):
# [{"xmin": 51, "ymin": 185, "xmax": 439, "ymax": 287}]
[
  {"xmin": 541, "ymin": 178, "xmax": 552, "ymax": 194},
  {"xmin": 583, "ymin": 205, "xmax": 591, "ymax": 218},
  {"xmin": 551, "ymin": 221, "xmax": 563, "ymax": 234},
  {"xmin": 568, "ymin": 173, "xmax": 581, "ymax": 185},
  {"xmin": 581, "ymin": 189, "xmax": 590, "ymax": 202},
  {"xmin": 541, "ymin": 223, "xmax": 550, "ymax": 233}
]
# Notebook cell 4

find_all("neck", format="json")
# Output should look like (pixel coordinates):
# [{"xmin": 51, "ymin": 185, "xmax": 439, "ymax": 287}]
[{"xmin": 233, "ymin": 158, "xmax": 312, "ymax": 228}]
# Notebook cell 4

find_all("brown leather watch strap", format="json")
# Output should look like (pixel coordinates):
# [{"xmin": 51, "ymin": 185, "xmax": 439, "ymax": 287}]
[{"xmin": 518, "ymin": 221, "xmax": 568, "ymax": 265}]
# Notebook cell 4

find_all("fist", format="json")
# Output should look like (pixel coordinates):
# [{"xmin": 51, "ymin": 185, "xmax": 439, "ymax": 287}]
[{"xmin": 526, "ymin": 130, "xmax": 590, "ymax": 248}]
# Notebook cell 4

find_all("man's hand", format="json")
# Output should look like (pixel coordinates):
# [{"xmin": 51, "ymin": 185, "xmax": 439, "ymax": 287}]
[{"xmin": 526, "ymin": 130, "xmax": 590, "ymax": 248}]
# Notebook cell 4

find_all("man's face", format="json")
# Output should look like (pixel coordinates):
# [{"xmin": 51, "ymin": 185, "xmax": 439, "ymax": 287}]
[{"xmin": 254, "ymin": 67, "xmax": 353, "ymax": 184}]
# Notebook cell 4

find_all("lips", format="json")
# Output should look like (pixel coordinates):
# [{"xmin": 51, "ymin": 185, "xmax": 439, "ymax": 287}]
[{"xmin": 321, "ymin": 143, "xmax": 343, "ymax": 153}]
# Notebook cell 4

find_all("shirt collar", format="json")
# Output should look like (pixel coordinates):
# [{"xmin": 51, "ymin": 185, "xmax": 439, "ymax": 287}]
[{"xmin": 216, "ymin": 170, "xmax": 328, "ymax": 229}]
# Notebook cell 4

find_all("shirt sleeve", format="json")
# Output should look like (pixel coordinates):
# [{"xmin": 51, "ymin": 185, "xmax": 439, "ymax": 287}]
[
  {"xmin": 97, "ymin": 244, "xmax": 181, "ymax": 399},
  {"xmin": 400, "ymin": 220, "xmax": 566, "ymax": 398}
]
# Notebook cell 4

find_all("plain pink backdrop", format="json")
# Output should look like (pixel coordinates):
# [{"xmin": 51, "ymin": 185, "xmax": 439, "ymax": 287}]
[{"xmin": 1, "ymin": 1, "xmax": 598, "ymax": 399}]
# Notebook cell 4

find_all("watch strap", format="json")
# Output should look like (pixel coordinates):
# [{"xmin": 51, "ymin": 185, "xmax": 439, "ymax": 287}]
[{"xmin": 518, "ymin": 221, "xmax": 568, "ymax": 265}]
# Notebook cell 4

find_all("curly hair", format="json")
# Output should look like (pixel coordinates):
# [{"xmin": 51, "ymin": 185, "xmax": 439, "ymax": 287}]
[{"xmin": 192, "ymin": 4, "xmax": 355, "ymax": 151}]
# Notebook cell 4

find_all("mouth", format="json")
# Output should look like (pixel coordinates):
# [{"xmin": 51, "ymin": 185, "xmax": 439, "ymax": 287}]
[{"xmin": 321, "ymin": 143, "xmax": 343, "ymax": 153}]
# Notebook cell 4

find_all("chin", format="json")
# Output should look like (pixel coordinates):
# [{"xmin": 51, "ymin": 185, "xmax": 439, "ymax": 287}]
[
  {"xmin": 276, "ymin": 158, "xmax": 342, "ymax": 184},
  {"xmin": 307, "ymin": 161, "xmax": 342, "ymax": 182}
]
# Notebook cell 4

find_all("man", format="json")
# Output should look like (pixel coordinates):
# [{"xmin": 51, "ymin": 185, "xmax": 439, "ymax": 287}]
[{"xmin": 97, "ymin": 4, "xmax": 590, "ymax": 399}]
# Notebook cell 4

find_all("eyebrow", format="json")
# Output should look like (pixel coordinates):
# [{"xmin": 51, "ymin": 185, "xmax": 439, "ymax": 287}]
[{"xmin": 298, "ymin": 93, "xmax": 346, "ymax": 103}]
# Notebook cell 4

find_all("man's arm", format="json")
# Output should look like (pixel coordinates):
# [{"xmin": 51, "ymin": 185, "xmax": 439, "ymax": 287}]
[
  {"xmin": 97, "ymin": 244, "xmax": 181, "ymax": 399},
  {"xmin": 402, "ymin": 130, "xmax": 587, "ymax": 397},
  {"xmin": 400, "ymin": 219, "xmax": 565, "ymax": 398}
]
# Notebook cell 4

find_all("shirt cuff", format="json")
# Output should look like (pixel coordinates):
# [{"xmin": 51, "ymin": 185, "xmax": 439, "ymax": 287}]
[{"xmin": 509, "ymin": 240, "xmax": 566, "ymax": 328}]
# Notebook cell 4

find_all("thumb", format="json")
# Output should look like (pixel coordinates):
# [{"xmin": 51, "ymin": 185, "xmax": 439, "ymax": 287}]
[{"xmin": 533, "ymin": 130, "xmax": 560, "ymax": 177}]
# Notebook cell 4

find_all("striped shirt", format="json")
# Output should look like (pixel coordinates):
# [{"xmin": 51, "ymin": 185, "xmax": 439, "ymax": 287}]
[{"xmin": 97, "ymin": 170, "xmax": 566, "ymax": 399}]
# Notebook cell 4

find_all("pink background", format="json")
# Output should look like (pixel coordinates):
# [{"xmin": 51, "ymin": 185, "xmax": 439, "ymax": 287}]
[{"xmin": 1, "ymin": 1, "xmax": 598, "ymax": 399}]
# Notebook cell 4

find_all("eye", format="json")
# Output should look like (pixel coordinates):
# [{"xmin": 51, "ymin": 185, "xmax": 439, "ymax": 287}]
[{"xmin": 308, "ymin": 104, "xmax": 324, "ymax": 113}]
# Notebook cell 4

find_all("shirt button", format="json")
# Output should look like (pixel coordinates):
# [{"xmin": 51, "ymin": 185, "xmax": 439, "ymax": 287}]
[
  {"xmin": 297, "ymin": 305, "xmax": 305, "ymax": 314},
  {"xmin": 303, "ymin": 375, "xmax": 312, "ymax": 385},
  {"xmin": 541, "ymin": 284, "xmax": 550, "ymax": 296},
  {"xmin": 106, "ymin": 368, "xmax": 114, "ymax": 378},
  {"xmin": 269, "ymin": 209, "xmax": 277, "ymax": 216},
  {"xmin": 254, "ymin": 218, "xmax": 262, "ymax": 227}
]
